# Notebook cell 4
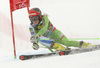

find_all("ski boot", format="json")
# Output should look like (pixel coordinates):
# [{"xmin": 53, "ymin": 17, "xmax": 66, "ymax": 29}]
[
  {"xmin": 50, "ymin": 41, "xmax": 68, "ymax": 51},
  {"xmin": 80, "ymin": 41, "xmax": 96, "ymax": 48},
  {"xmin": 50, "ymin": 41, "xmax": 71, "ymax": 55}
]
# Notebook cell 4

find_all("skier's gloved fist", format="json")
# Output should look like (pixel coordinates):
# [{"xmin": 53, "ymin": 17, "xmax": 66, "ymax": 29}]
[
  {"xmin": 30, "ymin": 34, "xmax": 40, "ymax": 43},
  {"xmin": 32, "ymin": 43, "xmax": 39, "ymax": 50}
]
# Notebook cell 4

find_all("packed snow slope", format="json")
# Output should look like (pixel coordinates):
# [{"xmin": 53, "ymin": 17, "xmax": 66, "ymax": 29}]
[{"xmin": 0, "ymin": 0, "xmax": 100, "ymax": 68}]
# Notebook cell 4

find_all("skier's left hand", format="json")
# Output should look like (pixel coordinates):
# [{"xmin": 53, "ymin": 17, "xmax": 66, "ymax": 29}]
[{"xmin": 30, "ymin": 34, "xmax": 40, "ymax": 43}]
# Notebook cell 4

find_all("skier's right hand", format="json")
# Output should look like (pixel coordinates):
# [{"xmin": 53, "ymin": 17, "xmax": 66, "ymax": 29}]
[
  {"xmin": 32, "ymin": 43, "xmax": 39, "ymax": 50},
  {"xmin": 30, "ymin": 34, "xmax": 39, "ymax": 43}
]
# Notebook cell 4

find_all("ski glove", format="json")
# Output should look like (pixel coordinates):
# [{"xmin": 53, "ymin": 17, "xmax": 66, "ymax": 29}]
[
  {"xmin": 30, "ymin": 34, "xmax": 40, "ymax": 43},
  {"xmin": 32, "ymin": 43, "xmax": 39, "ymax": 50}
]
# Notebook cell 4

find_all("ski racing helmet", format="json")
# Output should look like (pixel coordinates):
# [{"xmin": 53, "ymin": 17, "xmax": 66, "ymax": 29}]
[{"xmin": 29, "ymin": 8, "xmax": 42, "ymax": 22}]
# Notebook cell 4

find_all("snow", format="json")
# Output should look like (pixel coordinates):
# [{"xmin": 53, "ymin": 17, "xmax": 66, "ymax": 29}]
[{"xmin": 0, "ymin": 0, "xmax": 100, "ymax": 68}]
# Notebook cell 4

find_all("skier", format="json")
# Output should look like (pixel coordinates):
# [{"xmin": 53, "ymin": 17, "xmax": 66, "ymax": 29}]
[{"xmin": 29, "ymin": 8, "xmax": 96, "ymax": 51}]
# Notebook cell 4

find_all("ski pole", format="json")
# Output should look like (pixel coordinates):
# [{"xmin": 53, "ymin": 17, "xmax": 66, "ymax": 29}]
[{"xmin": 38, "ymin": 38, "xmax": 100, "ymax": 41}]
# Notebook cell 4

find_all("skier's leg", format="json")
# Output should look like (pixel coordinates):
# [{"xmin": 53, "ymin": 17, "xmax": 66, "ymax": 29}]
[
  {"xmin": 62, "ymin": 37, "xmax": 80, "ymax": 47},
  {"xmin": 50, "ymin": 41, "xmax": 67, "ymax": 50},
  {"xmin": 49, "ymin": 29, "xmax": 96, "ymax": 48},
  {"xmin": 39, "ymin": 39, "xmax": 67, "ymax": 50},
  {"xmin": 49, "ymin": 29, "xmax": 80, "ymax": 47}
]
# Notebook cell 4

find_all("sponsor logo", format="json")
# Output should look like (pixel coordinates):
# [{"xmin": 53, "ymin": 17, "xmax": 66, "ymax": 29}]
[
  {"xmin": 16, "ymin": 2, "xmax": 27, "ymax": 9},
  {"xmin": 29, "ymin": 13, "xmax": 37, "ymax": 16},
  {"xmin": 60, "ymin": 34, "xmax": 63, "ymax": 37}
]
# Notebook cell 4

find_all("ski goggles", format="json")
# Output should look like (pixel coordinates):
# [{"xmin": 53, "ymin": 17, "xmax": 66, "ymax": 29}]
[{"xmin": 29, "ymin": 16, "xmax": 39, "ymax": 21}]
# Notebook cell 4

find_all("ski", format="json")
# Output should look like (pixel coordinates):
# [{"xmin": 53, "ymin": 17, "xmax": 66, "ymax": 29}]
[
  {"xmin": 19, "ymin": 45, "xmax": 100, "ymax": 60},
  {"xmin": 60, "ymin": 45, "xmax": 100, "ymax": 55},
  {"xmin": 19, "ymin": 50, "xmax": 70, "ymax": 60},
  {"xmin": 19, "ymin": 52, "xmax": 59, "ymax": 60}
]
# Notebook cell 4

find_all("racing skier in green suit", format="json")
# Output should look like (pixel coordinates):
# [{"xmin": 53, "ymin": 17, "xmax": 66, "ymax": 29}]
[{"xmin": 29, "ymin": 8, "xmax": 95, "ymax": 51}]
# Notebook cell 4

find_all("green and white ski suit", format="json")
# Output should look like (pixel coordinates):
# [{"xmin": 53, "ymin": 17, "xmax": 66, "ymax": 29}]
[{"xmin": 29, "ymin": 15, "xmax": 80, "ymax": 48}]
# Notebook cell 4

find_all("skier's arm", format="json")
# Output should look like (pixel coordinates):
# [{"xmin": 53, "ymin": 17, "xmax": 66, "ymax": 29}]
[
  {"xmin": 29, "ymin": 25, "xmax": 38, "ymax": 43},
  {"xmin": 37, "ymin": 15, "xmax": 50, "ymax": 36},
  {"xmin": 29, "ymin": 25, "xmax": 35, "ymax": 36}
]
